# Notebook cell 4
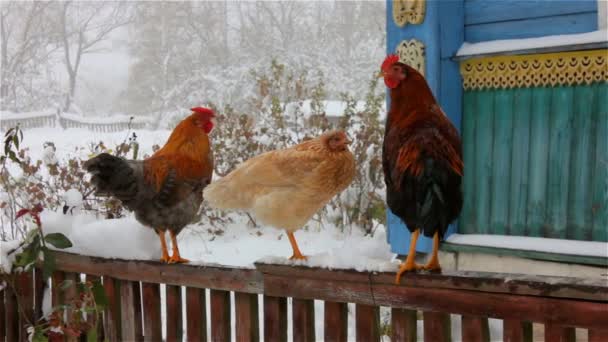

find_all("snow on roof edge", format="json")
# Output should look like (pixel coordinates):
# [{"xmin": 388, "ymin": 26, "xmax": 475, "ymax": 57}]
[{"xmin": 457, "ymin": 29, "xmax": 608, "ymax": 57}]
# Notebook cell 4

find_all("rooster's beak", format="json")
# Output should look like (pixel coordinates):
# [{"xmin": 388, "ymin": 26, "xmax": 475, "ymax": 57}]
[
  {"xmin": 377, "ymin": 70, "xmax": 385, "ymax": 78},
  {"xmin": 345, "ymin": 139, "xmax": 352, "ymax": 145}
]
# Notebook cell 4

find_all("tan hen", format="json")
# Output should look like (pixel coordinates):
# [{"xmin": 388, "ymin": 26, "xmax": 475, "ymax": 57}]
[{"xmin": 204, "ymin": 130, "xmax": 356, "ymax": 259}]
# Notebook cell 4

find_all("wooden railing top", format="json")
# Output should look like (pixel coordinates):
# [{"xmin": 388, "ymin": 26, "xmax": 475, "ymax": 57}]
[
  {"xmin": 52, "ymin": 251, "xmax": 607, "ymax": 302},
  {"xmin": 53, "ymin": 251, "xmax": 263, "ymax": 294}
]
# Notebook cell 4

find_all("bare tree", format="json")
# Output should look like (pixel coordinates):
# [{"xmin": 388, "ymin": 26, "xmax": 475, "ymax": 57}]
[
  {"xmin": 0, "ymin": 2, "xmax": 59, "ymax": 111},
  {"xmin": 58, "ymin": 1, "xmax": 133, "ymax": 111}
]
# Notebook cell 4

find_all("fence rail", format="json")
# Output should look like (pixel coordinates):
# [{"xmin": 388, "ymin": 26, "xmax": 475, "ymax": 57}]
[
  {"xmin": 1, "ymin": 251, "xmax": 607, "ymax": 341},
  {"xmin": 1, "ymin": 112, "xmax": 151, "ymax": 132}
]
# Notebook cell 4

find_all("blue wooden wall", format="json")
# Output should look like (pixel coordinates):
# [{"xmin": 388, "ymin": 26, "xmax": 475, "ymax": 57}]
[
  {"xmin": 464, "ymin": 0, "xmax": 598, "ymax": 42},
  {"xmin": 385, "ymin": 0, "xmax": 601, "ymax": 255}
]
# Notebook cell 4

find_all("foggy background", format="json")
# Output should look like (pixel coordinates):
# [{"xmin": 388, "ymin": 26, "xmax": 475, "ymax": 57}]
[{"xmin": 1, "ymin": 1, "xmax": 386, "ymax": 118}]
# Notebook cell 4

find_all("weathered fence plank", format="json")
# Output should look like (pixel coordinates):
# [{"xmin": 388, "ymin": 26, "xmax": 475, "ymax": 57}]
[
  {"xmin": 260, "ymin": 273, "xmax": 607, "ymax": 330},
  {"xmin": 356, "ymin": 304, "xmax": 379, "ymax": 342},
  {"xmin": 165, "ymin": 285, "xmax": 183, "ymax": 342},
  {"xmin": 119, "ymin": 280, "xmax": 137, "ymax": 342},
  {"xmin": 544, "ymin": 323, "xmax": 576, "ymax": 342},
  {"xmin": 235, "ymin": 292, "xmax": 258, "ymax": 342},
  {"xmin": 423, "ymin": 311, "xmax": 451, "ymax": 342},
  {"xmin": 0, "ymin": 286, "xmax": 5, "ymax": 342},
  {"xmin": 131, "ymin": 281, "xmax": 143, "ymax": 341},
  {"xmin": 5, "ymin": 281, "xmax": 18, "ymax": 342},
  {"xmin": 292, "ymin": 298, "xmax": 315, "ymax": 342},
  {"xmin": 264, "ymin": 295, "xmax": 287, "ymax": 342},
  {"xmin": 53, "ymin": 252, "xmax": 263, "ymax": 293},
  {"xmin": 462, "ymin": 315, "xmax": 490, "ymax": 342},
  {"xmin": 16, "ymin": 272, "xmax": 34, "ymax": 342},
  {"xmin": 186, "ymin": 287, "xmax": 207, "ymax": 342},
  {"xmin": 141, "ymin": 282, "xmax": 162, "ymax": 341},
  {"xmin": 503, "ymin": 319, "xmax": 533, "ymax": 342},
  {"xmin": 324, "ymin": 301, "xmax": 348, "ymax": 342},
  {"xmin": 102, "ymin": 276, "xmax": 120, "ymax": 342},
  {"xmin": 33, "ymin": 268, "xmax": 45, "ymax": 321},
  {"xmin": 589, "ymin": 329, "xmax": 608, "ymax": 342},
  {"xmin": 391, "ymin": 308, "xmax": 417, "ymax": 342},
  {"xmin": 210, "ymin": 289, "xmax": 231, "ymax": 341}
]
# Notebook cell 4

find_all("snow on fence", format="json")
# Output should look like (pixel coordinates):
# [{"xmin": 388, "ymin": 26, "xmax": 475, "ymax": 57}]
[
  {"xmin": 0, "ymin": 111, "xmax": 151, "ymax": 132},
  {"xmin": 2, "ymin": 251, "xmax": 607, "ymax": 342}
]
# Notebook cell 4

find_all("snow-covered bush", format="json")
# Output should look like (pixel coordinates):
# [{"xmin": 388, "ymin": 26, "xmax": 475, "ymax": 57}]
[{"xmin": 1, "ymin": 60, "xmax": 387, "ymax": 240}]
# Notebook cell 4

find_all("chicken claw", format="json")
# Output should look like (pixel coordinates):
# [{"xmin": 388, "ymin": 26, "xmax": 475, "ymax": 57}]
[
  {"xmin": 395, "ymin": 260, "xmax": 423, "ymax": 284},
  {"xmin": 167, "ymin": 256, "xmax": 190, "ymax": 264}
]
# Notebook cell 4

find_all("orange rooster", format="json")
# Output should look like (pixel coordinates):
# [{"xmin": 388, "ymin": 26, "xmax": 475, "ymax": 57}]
[
  {"xmin": 84, "ymin": 107, "xmax": 215, "ymax": 263},
  {"xmin": 380, "ymin": 55, "xmax": 463, "ymax": 284},
  {"xmin": 203, "ymin": 131, "xmax": 355, "ymax": 260}
]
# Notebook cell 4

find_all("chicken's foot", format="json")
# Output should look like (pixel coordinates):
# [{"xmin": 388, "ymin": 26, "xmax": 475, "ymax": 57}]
[
  {"xmin": 168, "ymin": 230, "xmax": 189, "ymax": 264},
  {"xmin": 421, "ymin": 230, "xmax": 441, "ymax": 272},
  {"xmin": 395, "ymin": 228, "xmax": 422, "ymax": 284},
  {"xmin": 156, "ymin": 229, "xmax": 170, "ymax": 263},
  {"xmin": 287, "ymin": 231, "xmax": 308, "ymax": 260}
]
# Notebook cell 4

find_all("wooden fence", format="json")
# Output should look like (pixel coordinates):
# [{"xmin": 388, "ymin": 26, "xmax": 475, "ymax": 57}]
[
  {"xmin": 1, "ymin": 113, "xmax": 151, "ymax": 132},
  {"xmin": 2, "ymin": 251, "xmax": 607, "ymax": 341}
]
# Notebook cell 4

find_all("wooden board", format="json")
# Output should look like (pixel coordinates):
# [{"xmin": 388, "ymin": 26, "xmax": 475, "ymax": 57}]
[
  {"xmin": 324, "ymin": 301, "xmax": 348, "ymax": 342},
  {"xmin": 51, "ymin": 252, "xmax": 262, "ymax": 293},
  {"xmin": 235, "ymin": 292, "xmax": 258, "ymax": 342},
  {"xmin": 141, "ymin": 282, "xmax": 162, "ymax": 341},
  {"xmin": 102, "ymin": 276, "xmax": 120, "ymax": 342},
  {"xmin": 502, "ymin": 319, "xmax": 533, "ymax": 342},
  {"xmin": 464, "ymin": 0, "xmax": 598, "ymax": 25},
  {"xmin": 264, "ymin": 296, "xmax": 287, "ymax": 342},
  {"xmin": 391, "ymin": 308, "xmax": 417, "ymax": 342},
  {"xmin": 256, "ymin": 264, "xmax": 608, "ymax": 302},
  {"xmin": 210, "ymin": 289, "xmax": 230, "ymax": 341},
  {"xmin": 465, "ymin": 12, "xmax": 597, "ymax": 43},
  {"xmin": 292, "ymin": 298, "xmax": 315, "ymax": 342},
  {"xmin": 355, "ymin": 304, "xmax": 379, "ymax": 342},
  {"xmin": 186, "ymin": 287, "xmax": 207, "ymax": 342},
  {"xmin": 461, "ymin": 315, "xmax": 490, "ymax": 342},
  {"xmin": 423, "ymin": 311, "xmax": 450, "ymax": 342},
  {"xmin": 490, "ymin": 89, "xmax": 514, "ymax": 235},
  {"xmin": 260, "ymin": 272, "xmax": 607, "ymax": 330},
  {"xmin": 526, "ymin": 87, "xmax": 551, "ymax": 237},
  {"xmin": 165, "ymin": 285, "xmax": 183, "ymax": 342},
  {"xmin": 119, "ymin": 280, "xmax": 137, "ymax": 342}
]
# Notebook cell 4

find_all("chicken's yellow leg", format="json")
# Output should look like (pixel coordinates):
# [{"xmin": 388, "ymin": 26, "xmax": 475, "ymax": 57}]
[
  {"xmin": 156, "ymin": 229, "xmax": 170, "ymax": 263},
  {"xmin": 287, "ymin": 231, "xmax": 307, "ymax": 260},
  {"xmin": 395, "ymin": 228, "xmax": 422, "ymax": 284},
  {"xmin": 168, "ymin": 231, "xmax": 189, "ymax": 264},
  {"xmin": 422, "ymin": 231, "xmax": 441, "ymax": 272}
]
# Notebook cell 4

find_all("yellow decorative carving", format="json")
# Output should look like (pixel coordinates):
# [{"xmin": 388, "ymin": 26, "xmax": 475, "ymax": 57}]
[
  {"xmin": 393, "ymin": 0, "xmax": 425, "ymax": 27},
  {"xmin": 460, "ymin": 49, "xmax": 608, "ymax": 90},
  {"xmin": 396, "ymin": 39, "xmax": 425, "ymax": 76}
]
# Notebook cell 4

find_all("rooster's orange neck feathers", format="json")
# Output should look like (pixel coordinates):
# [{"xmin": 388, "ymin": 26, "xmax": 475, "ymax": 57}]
[{"xmin": 145, "ymin": 117, "xmax": 211, "ymax": 190}]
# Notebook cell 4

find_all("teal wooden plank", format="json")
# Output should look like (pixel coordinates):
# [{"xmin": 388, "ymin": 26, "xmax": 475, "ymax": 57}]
[
  {"xmin": 591, "ymin": 83, "xmax": 608, "ymax": 242},
  {"xmin": 465, "ymin": 12, "xmax": 598, "ymax": 43},
  {"xmin": 461, "ymin": 91, "xmax": 477, "ymax": 234},
  {"xmin": 464, "ymin": 0, "xmax": 598, "ymax": 25},
  {"xmin": 508, "ymin": 88, "xmax": 531, "ymax": 236},
  {"xmin": 546, "ymin": 86, "xmax": 574, "ymax": 239},
  {"xmin": 474, "ymin": 90, "xmax": 494, "ymax": 234},
  {"xmin": 490, "ymin": 89, "xmax": 513, "ymax": 235},
  {"xmin": 526, "ymin": 87, "xmax": 551, "ymax": 237},
  {"xmin": 568, "ymin": 85, "xmax": 595, "ymax": 241}
]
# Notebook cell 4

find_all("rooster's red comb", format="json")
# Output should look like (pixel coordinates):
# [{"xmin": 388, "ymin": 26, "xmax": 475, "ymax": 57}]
[
  {"xmin": 381, "ymin": 54, "xmax": 400, "ymax": 72},
  {"xmin": 191, "ymin": 107, "xmax": 215, "ymax": 117}
]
